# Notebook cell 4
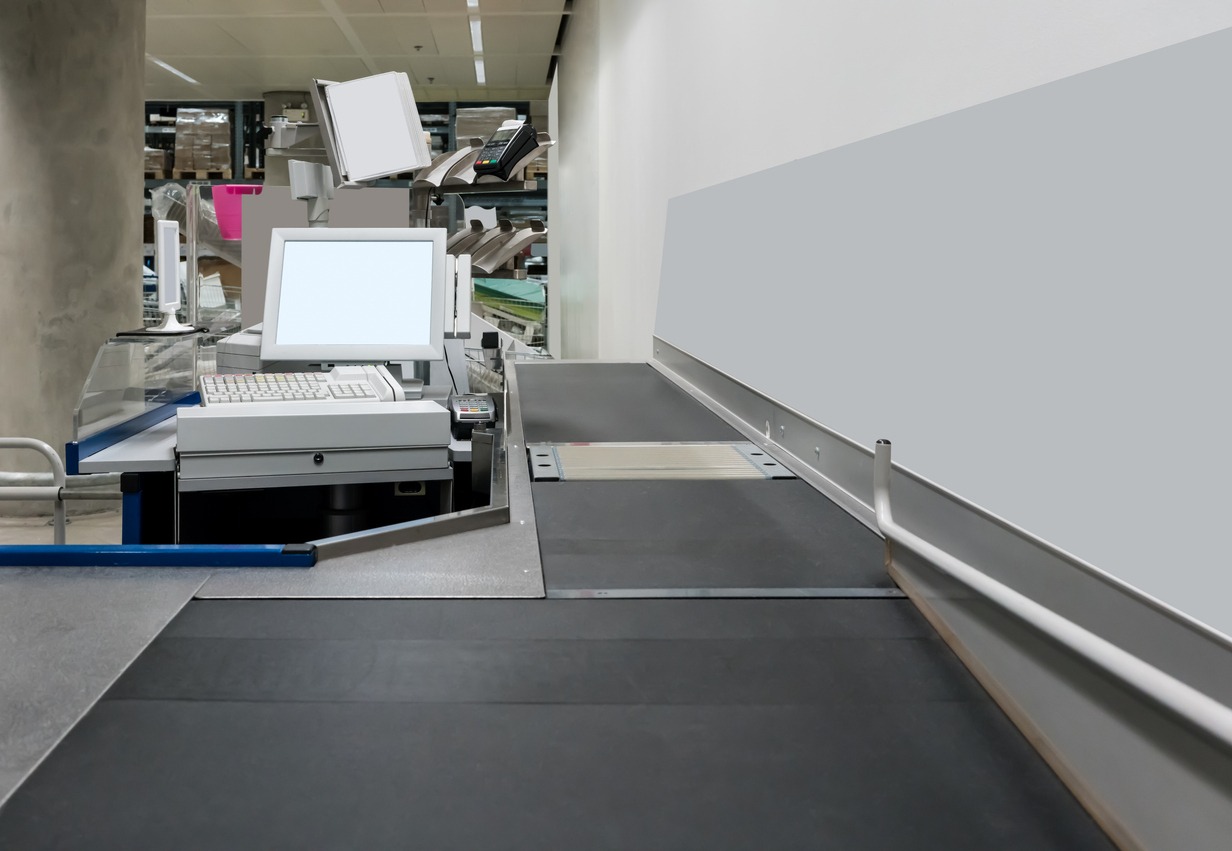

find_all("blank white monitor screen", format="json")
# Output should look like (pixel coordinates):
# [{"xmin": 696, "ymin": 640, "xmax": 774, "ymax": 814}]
[
  {"xmin": 261, "ymin": 228, "xmax": 445, "ymax": 363},
  {"xmin": 276, "ymin": 241, "xmax": 431, "ymax": 346}
]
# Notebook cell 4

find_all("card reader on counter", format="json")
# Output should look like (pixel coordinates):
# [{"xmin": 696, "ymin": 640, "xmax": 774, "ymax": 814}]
[{"xmin": 449, "ymin": 393, "xmax": 496, "ymax": 439}]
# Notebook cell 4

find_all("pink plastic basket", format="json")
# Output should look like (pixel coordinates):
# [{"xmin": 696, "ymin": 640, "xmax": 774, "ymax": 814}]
[{"xmin": 213, "ymin": 185, "xmax": 262, "ymax": 240}]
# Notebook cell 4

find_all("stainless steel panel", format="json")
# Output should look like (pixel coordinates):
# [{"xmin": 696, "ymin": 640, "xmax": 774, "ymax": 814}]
[
  {"xmin": 651, "ymin": 338, "xmax": 876, "ymax": 529},
  {"xmin": 528, "ymin": 441, "xmax": 792, "ymax": 481},
  {"xmin": 0, "ymin": 567, "xmax": 209, "ymax": 806},
  {"xmin": 650, "ymin": 339, "xmax": 1232, "ymax": 850}
]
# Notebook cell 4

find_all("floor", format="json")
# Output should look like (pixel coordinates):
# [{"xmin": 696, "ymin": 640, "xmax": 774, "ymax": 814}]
[{"xmin": 0, "ymin": 510, "xmax": 122, "ymax": 546}]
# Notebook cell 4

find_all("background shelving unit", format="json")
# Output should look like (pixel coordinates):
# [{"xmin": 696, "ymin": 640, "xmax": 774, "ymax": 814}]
[{"xmin": 139, "ymin": 99, "xmax": 550, "ymax": 335}]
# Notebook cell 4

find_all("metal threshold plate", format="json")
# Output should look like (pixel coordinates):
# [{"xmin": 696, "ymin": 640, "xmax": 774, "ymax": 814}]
[{"xmin": 527, "ymin": 442, "xmax": 793, "ymax": 481}]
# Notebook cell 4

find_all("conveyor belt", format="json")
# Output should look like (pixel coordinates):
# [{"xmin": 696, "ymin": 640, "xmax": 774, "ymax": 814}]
[
  {"xmin": 517, "ymin": 362, "xmax": 744, "ymax": 443},
  {"xmin": 534, "ymin": 478, "xmax": 893, "ymax": 593},
  {"xmin": 0, "ymin": 599, "xmax": 1112, "ymax": 850},
  {"xmin": 519, "ymin": 362, "xmax": 891, "ymax": 594},
  {"xmin": 0, "ymin": 362, "xmax": 1114, "ymax": 847}
]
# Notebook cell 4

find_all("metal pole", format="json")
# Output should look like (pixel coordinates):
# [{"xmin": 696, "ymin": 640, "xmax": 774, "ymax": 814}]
[{"xmin": 872, "ymin": 438, "xmax": 1232, "ymax": 751}]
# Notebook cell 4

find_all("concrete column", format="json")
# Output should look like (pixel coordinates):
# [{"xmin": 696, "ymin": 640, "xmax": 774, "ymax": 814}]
[{"xmin": 0, "ymin": 1, "xmax": 146, "ymax": 512}]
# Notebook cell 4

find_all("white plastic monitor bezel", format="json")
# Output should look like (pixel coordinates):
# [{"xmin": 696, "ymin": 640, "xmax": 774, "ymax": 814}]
[{"xmin": 261, "ymin": 227, "xmax": 447, "ymax": 364}]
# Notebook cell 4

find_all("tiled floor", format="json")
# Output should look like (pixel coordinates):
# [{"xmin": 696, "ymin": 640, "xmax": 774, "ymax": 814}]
[{"xmin": 0, "ymin": 511, "xmax": 123, "ymax": 546}]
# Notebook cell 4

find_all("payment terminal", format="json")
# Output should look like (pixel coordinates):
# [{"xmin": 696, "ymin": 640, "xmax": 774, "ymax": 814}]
[
  {"xmin": 473, "ymin": 121, "xmax": 539, "ymax": 181},
  {"xmin": 448, "ymin": 393, "xmax": 497, "ymax": 439}
]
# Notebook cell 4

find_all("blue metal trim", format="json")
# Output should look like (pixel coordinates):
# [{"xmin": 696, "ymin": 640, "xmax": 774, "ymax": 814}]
[
  {"xmin": 121, "ymin": 490, "xmax": 143, "ymax": 545},
  {"xmin": 67, "ymin": 392, "xmax": 201, "ymax": 473},
  {"xmin": 0, "ymin": 544, "xmax": 316, "ymax": 568}
]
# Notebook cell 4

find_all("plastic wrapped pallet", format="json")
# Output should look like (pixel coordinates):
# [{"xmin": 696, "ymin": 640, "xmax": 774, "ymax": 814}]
[
  {"xmin": 454, "ymin": 107, "xmax": 516, "ymax": 147},
  {"xmin": 143, "ymin": 147, "xmax": 169, "ymax": 172},
  {"xmin": 174, "ymin": 108, "xmax": 231, "ymax": 173}
]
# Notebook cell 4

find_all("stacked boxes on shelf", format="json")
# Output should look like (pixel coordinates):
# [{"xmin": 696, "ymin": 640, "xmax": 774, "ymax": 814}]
[
  {"xmin": 143, "ymin": 147, "xmax": 169, "ymax": 173},
  {"xmin": 173, "ymin": 108, "xmax": 232, "ymax": 174}
]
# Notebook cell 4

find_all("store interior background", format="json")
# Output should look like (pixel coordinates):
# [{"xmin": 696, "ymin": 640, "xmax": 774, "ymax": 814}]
[{"xmin": 3, "ymin": 0, "xmax": 1232, "ymax": 637}]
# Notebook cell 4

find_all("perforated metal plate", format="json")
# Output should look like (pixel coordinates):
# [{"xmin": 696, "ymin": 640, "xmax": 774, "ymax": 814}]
[{"xmin": 527, "ymin": 442, "xmax": 794, "ymax": 482}]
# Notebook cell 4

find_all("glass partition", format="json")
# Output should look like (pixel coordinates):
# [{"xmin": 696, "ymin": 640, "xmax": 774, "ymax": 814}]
[
  {"xmin": 73, "ymin": 336, "xmax": 198, "ymax": 441},
  {"xmin": 148, "ymin": 182, "xmax": 249, "ymax": 356}
]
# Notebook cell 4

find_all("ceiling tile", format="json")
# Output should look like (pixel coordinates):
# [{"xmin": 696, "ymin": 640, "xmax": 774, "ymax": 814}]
[
  {"xmin": 462, "ymin": 0, "xmax": 560, "ymax": 12},
  {"xmin": 215, "ymin": 17, "xmax": 356, "ymax": 56},
  {"xmin": 418, "ymin": 85, "xmax": 460, "ymax": 100},
  {"xmin": 370, "ymin": 0, "xmax": 431, "ymax": 12},
  {"xmin": 350, "ymin": 17, "xmax": 440, "ymax": 55},
  {"xmin": 514, "ymin": 0, "xmax": 566, "ymax": 11},
  {"xmin": 145, "ymin": 0, "xmax": 563, "ymax": 104},
  {"xmin": 481, "ymin": 57, "xmax": 518, "ymax": 87},
  {"xmin": 149, "ymin": 0, "xmax": 326, "ymax": 14},
  {"xmin": 409, "ymin": 55, "xmax": 481, "ymax": 84},
  {"xmin": 371, "ymin": 57, "xmax": 421, "ymax": 79},
  {"xmin": 154, "ymin": 57, "xmax": 269, "ymax": 88},
  {"xmin": 334, "ymin": 0, "xmax": 387, "ymax": 11},
  {"xmin": 517, "ymin": 55, "xmax": 550, "ymax": 85},
  {"xmin": 429, "ymin": 15, "xmax": 474, "ymax": 55},
  {"xmin": 480, "ymin": 16, "xmax": 557, "ymax": 54},
  {"xmin": 147, "ymin": 19, "xmax": 251, "ymax": 56},
  {"xmin": 143, "ymin": 79, "xmax": 205, "ymax": 100},
  {"xmin": 252, "ymin": 56, "xmax": 376, "ymax": 86},
  {"xmin": 155, "ymin": 55, "xmax": 371, "ymax": 90}
]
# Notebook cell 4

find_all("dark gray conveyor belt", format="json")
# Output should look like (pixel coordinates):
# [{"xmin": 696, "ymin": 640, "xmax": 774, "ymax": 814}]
[
  {"xmin": 0, "ymin": 363, "xmax": 1114, "ymax": 848},
  {"xmin": 0, "ymin": 599, "xmax": 1112, "ymax": 850}
]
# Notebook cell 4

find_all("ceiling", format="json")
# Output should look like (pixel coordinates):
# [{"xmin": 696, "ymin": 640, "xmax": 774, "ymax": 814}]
[{"xmin": 145, "ymin": 0, "xmax": 568, "ymax": 104}]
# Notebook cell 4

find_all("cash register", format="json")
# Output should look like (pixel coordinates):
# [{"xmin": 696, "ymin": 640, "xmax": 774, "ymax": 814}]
[
  {"xmin": 172, "ymin": 72, "xmax": 494, "ymax": 542},
  {"xmin": 176, "ymin": 227, "xmax": 458, "ymax": 507}
]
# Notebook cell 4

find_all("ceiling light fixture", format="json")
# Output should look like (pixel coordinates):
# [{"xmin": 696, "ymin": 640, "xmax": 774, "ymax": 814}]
[
  {"xmin": 469, "ymin": 0, "xmax": 484, "ymax": 86},
  {"xmin": 147, "ymin": 54, "xmax": 200, "ymax": 85},
  {"xmin": 469, "ymin": 17, "xmax": 484, "ymax": 54}
]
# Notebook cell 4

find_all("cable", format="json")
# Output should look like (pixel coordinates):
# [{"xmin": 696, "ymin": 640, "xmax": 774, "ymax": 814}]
[{"xmin": 443, "ymin": 343, "xmax": 459, "ymax": 393}]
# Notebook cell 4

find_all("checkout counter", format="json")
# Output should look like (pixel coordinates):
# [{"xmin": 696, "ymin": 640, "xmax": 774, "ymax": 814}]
[{"xmin": 69, "ymin": 225, "xmax": 503, "ymax": 551}]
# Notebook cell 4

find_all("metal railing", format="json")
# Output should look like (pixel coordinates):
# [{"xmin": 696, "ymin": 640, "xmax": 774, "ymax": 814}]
[
  {"xmin": 872, "ymin": 438, "xmax": 1232, "ymax": 751},
  {"xmin": 0, "ymin": 438, "xmax": 122, "ymax": 546}
]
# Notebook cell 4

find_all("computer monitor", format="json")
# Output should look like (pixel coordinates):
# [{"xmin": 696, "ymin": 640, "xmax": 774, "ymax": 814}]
[
  {"xmin": 155, "ymin": 220, "xmax": 181, "ymax": 312},
  {"xmin": 310, "ymin": 72, "xmax": 433, "ymax": 186},
  {"xmin": 261, "ymin": 228, "xmax": 446, "ymax": 364}
]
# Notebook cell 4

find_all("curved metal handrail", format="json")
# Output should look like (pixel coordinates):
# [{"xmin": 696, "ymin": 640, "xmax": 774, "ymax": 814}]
[
  {"xmin": 873, "ymin": 438, "xmax": 1232, "ymax": 751},
  {"xmin": 0, "ymin": 438, "xmax": 67, "ymax": 545}
]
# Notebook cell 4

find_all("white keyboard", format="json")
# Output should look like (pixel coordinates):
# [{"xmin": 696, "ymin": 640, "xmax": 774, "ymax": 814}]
[{"xmin": 199, "ymin": 367, "xmax": 399, "ymax": 406}]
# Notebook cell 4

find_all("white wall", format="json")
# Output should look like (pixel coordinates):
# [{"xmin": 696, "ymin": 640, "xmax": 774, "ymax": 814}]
[
  {"xmin": 554, "ymin": 0, "xmax": 1232, "ymax": 359},
  {"xmin": 548, "ymin": 0, "xmax": 601, "ymax": 358}
]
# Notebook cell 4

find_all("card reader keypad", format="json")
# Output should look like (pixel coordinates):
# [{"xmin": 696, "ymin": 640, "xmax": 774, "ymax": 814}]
[{"xmin": 454, "ymin": 396, "xmax": 492, "ymax": 419}]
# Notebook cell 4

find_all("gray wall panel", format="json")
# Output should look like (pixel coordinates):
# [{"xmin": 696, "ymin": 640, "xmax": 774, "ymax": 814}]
[{"xmin": 656, "ymin": 28, "xmax": 1232, "ymax": 635}]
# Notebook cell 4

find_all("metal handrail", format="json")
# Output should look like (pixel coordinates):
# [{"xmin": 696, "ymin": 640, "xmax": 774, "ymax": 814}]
[
  {"xmin": 0, "ymin": 438, "xmax": 67, "ymax": 544},
  {"xmin": 873, "ymin": 438, "xmax": 1232, "ymax": 751}
]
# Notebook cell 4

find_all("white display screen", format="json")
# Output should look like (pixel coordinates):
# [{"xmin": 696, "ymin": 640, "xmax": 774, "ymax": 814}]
[{"xmin": 274, "ymin": 240, "xmax": 434, "ymax": 347}]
